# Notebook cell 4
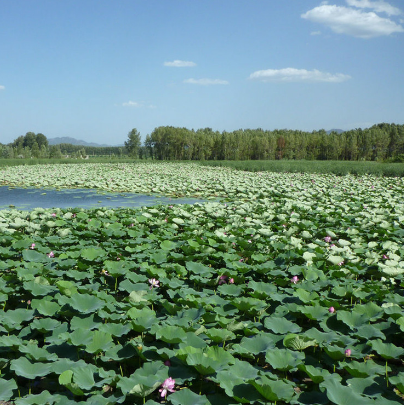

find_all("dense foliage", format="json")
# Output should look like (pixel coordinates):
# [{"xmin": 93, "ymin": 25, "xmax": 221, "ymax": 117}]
[
  {"xmin": 145, "ymin": 123, "xmax": 404, "ymax": 161},
  {"xmin": 0, "ymin": 162, "xmax": 403, "ymax": 404}
]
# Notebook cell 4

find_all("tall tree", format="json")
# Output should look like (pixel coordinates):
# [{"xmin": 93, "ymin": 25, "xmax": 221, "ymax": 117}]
[{"xmin": 125, "ymin": 128, "xmax": 141, "ymax": 158}]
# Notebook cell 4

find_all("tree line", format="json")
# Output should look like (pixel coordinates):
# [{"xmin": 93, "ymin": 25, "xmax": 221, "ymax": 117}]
[
  {"xmin": 143, "ymin": 123, "xmax": 404, "ymax": 161},
  {"xmin": 2, "ymin": 123, "xmax": 404, "ymax": 161}
]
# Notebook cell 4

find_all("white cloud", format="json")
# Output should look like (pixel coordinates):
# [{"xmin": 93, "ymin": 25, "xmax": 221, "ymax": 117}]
[
  {"xmin": 249, "ymin": 68, "xmax": 351, "ymax": 83},
  {"xmin": 311, "ymin": 30, "xmax": 322, "ymax": 35},
  {"xmin": 0, "ymin": 85, "xmax": 4, "ymax": 90},
  {"xmin": 183, "ymin": 78, "xmax": 229, "ymax": 85},
  {"xmin": 346, "ymin": 0, "xmax": 402, "ymax": 16},
  {"xmin": 301, "ymin": 4, "xmax": 404, "ymax": 38},
  {"xmin": 164, "ymin": 60, "xmax": 196, "ymax": 67},
  {"xmin": 122, "ymin": 101, "xmax": 143, "ymax": 107}
]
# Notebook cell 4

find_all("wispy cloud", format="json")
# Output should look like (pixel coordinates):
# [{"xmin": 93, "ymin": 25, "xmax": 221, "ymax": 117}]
[
  {"xmin": 122, "ymin": 101, "xmax": 142, "ymax": 107},
  {"xmin": 183, "ymin": 78, "xmax": 229, "ymax": 85},
  {"xmin": 0, "ymin": 85, "xmax": 4, "ymax": 90},
  {"xmin": 302, "ymin": 3, "xmax": 404, "ymax": 38},
  {"xmin": 310, "ymin": 30, "xmax": 322, "ymax": 35},
  {"xmin": 249, "ymin": 68, "xmax": 351, "ymax": 83},
  {"xmin": 164, "ymin": 60, "xmax": 196, "ymax": 67},
  {"xmin": 346, "ymin": 0, "xmax": 402, "ymax": 16},
  {"xmin": 122, "ymin": 100, "xmax": 155, "ymax": 108}
]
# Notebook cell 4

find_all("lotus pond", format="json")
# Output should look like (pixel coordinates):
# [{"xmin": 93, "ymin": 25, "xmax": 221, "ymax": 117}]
[{"xmin": 0, "ymin": 162, "xmax": 403, "ymax": 405}]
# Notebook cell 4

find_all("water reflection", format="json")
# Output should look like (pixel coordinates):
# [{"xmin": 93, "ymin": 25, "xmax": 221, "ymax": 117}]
[{"xmin": 0, "ymin": 186, "xmax": 205, "ymax": 210}]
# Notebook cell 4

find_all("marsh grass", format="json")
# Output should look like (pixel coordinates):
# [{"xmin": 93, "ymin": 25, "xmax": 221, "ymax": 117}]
[{"xmin": 200, "ymin": 160, "xmax": 404, "ymax": 176}]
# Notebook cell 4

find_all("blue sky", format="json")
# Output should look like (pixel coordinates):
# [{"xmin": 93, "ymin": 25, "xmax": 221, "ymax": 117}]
[{"xmin": 1, "ymin": 0, "xmax": 403, "ymax": 145}]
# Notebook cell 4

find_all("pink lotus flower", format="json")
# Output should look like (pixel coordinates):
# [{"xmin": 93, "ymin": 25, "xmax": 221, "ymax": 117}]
[
  {"xmin": 218, "ymin": 275, "xmax": 228, "ymax": 285},
  {"xmin": 51, "ymin": 213, "xmax": 56, "ymax": 217},
  {"xmin": 159, "ymin": 377, "xmax": 175, "ymax": 397},
  {"xmin": 229, "ymin": 278, "xmax": 235, "ymax": 284},
  {"xmin": 338, "ymin": 261, "xmax": 344, "ymax": 266},
  {"xmin": 291, "ymin": 276, "xmax": 299, "ymax": 284},
  {"xmin": 149, "ymin": 278, "xmax": 159, "ymax": 289},
  {"xmin": 328, "ymin": 306, "xmax": 335, "ymax": 313},
  {"xmin": 345, "ymin": 348, "xmax": 351, "ymax": 357},
  {"xmin": 30, "ymin": 243, "xmax": 35, "ymax": 250},
  {"xmin": 47, "ymin": 251, "xmax": 54, "ymax": 258},
  {"xmin": 164, "ymin": 360, "xmax": 171, "ymax": 366},
  {"xmin": 324, "ymin": 236, "xmax": 332, "ymax": 243}
]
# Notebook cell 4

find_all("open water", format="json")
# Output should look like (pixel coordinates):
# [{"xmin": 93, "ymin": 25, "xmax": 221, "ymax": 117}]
[{"xmin": 0, "ymin": 186, "xmax": 205, "ymax": 210}]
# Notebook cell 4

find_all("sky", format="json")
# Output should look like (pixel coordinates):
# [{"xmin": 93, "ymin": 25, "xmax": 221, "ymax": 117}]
[{"xmin": 0, "ymin": 0, "xmax": 403, "ymax": 145}]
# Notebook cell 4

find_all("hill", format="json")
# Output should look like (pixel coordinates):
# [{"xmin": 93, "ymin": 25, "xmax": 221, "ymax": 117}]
[
  {"xmin": 48, "ymin": 137, "xmax": 111, "ymax": 147},
  {"xmin": 326, "ymin": 129, "xmax": 345, "ymax": 134}
]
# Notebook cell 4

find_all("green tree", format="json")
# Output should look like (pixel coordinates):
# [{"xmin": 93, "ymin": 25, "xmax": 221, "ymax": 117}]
[{"xmin": 125, "ymin": 128, "xmax": 141, "ymax": 158}]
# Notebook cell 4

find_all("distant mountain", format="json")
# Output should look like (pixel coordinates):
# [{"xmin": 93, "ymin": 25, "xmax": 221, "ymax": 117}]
[
  {"xmin": 326, "ymin": 129, "xmax": 345, "ymax": 134},
  {"xmin": 48, "ymin": 137, "xmax": 112, "ymax": 147}
]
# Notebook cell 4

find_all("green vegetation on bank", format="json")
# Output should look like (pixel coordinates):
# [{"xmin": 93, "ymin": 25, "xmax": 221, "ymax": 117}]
[
  {"xmin": 2, "ymin": 122, "xmax": 404, "ymax": 162},
  {"xmin": 0, "ymin": 163, "xmax": 403, "ymax": 404}
]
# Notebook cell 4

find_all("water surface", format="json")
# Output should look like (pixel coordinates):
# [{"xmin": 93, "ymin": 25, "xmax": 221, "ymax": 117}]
[{"xmin": 0, "ymin": 186, "xmax": 205, "ymax": 210}]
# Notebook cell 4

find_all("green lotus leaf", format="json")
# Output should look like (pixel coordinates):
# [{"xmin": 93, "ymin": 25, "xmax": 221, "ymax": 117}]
[
  {"xmin": 320, "ymin": 377, "xmax": 370, "ymax": 405},
  {"xmin": 31, "ymin": 317, "xmax": 61, "ymax": 332},
  {"xmin": 342, "ymin": 360, "xmax": 386, "ymax": 378},
  {"xmin": 248, "ymin": 281, "xmax": 277, "ymax": 298},
  {"xmin": 68, "ymin": 293, "xmax": 105, "ymax": 313},
  {"xmin": 237, "ymin": 333, "xmax": 276, "ymax": 355},
  {"xmin": 14, "ymin": 390, "xmax": 57, "ymax": 405},
  {"xmin": 117, "ymin": 361, "xmax": 168, "ymax": 397},
  {"xmin": 22, "ymin": 249, "xmax": 46, "ymax": 262},
  {"xmin": 354, "ymin": 324, "xmax": 386, "ymax": 340},
  {"xmin": 72, "ymin": 366, "xmax": 96, "ymax": 390},
  {"xmin": 353, "ymin": 302, "xmax": 383, "ymax": 320},
  {"xmin": 70, "ymin": 314, "xmax": 102, "ymax": 330},
  {"xmin": 156, "ymin": 325, "xmax": 187, "ymax": 344},
  {"xmin": 217, "ymin": 284, "xmax": 243, "ymax": 296},
  {"xmin": 0, "ymin": 378, "xmax": 17, "ymax": 401},
  {"xmin": 370, "ymin": 339, "xmax": 404, "ymax": 359},
  {"xmin": 250, "ymin": 375, "xmax": 295, "ymax": 402},
  {"xmin": 0, "ymin": 335, "xmax": 22, "ymax": 347},
  {"xmin": 337, "ymin": 310, "xmax": 369, "ymax": 329},
  {"xmin": 104, "ymin": 260, "xmax": 127, "ymax": 277},
  {"xmin": 283, "ymin": 334, "xmax": 317, "ymax": 351},
  {"xmin": 389, "ymin": 372, "xmax": 404, "ymax": 394},
  {"xmin": 19, "ymin": 342, "xmax": 58, "ymax": 362},
  {"xmin": 150, "ymin": 251, "xmax": 167, "ymax": 264},
  {"xmin": 265, "ymin": 348, "xmax": 305, "ymax": 371},
  {"xmin": 10, "ymin": 357, "xmax": 52, "ymax": 379},
  {"xmin": 98, "ymin": 322, "xmax": 131, "ymax": 337},
  {"xmin": 160, "ymin": 240, "xmax": 177, "ymax": 250},
  {"xmin": 0, "ymin": 308, "xmax": 35, "ymax": 331},
  {"xmin": 297, "ymin": 364, "xmax": 332, "ymax": 383},
  {"xmin": 328, "ymin": 256, "xmax": 345, "ymax": 265},
  {"xmin": 264, "ymin": 316, "xmax": 302, "ymax": 334},
  {"xmin": 186, "ymin": 261, "xmax": 212, "ymax": 275},
  {"xmin": 23, "ymin": 278, "xmax": 57, "ymax": 296},
  {"xmin": 30, "ymin": 298, "xmax": 61, "ymax": 316},
  {"xmin": 85, "ymin": 331, "xmax": 114, "ymax": 354},
  {"xmin": 56, "ymin": 280, "xmax": 78, "ymax": 297},
  {"xmin": 80, "ymin": 247, "xmax": 106, "ymax": 261},
  {"xmin": 205, "ymin": 328, "xmax": 236, "ymax": 343},
  {"xmin": 128, "ymin": 290, "xmax": 149, "ymax": 304},
  {"xmin": 169, "ymin": 389, "xmax": 209, "ymax": 405},
  {"xmin": 69, "ymin": 328, "xmax": 94, "ymax": 347},
  {"xmin": 102, "ymin": 343, "xmax": 137, "ymax": 361}
]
